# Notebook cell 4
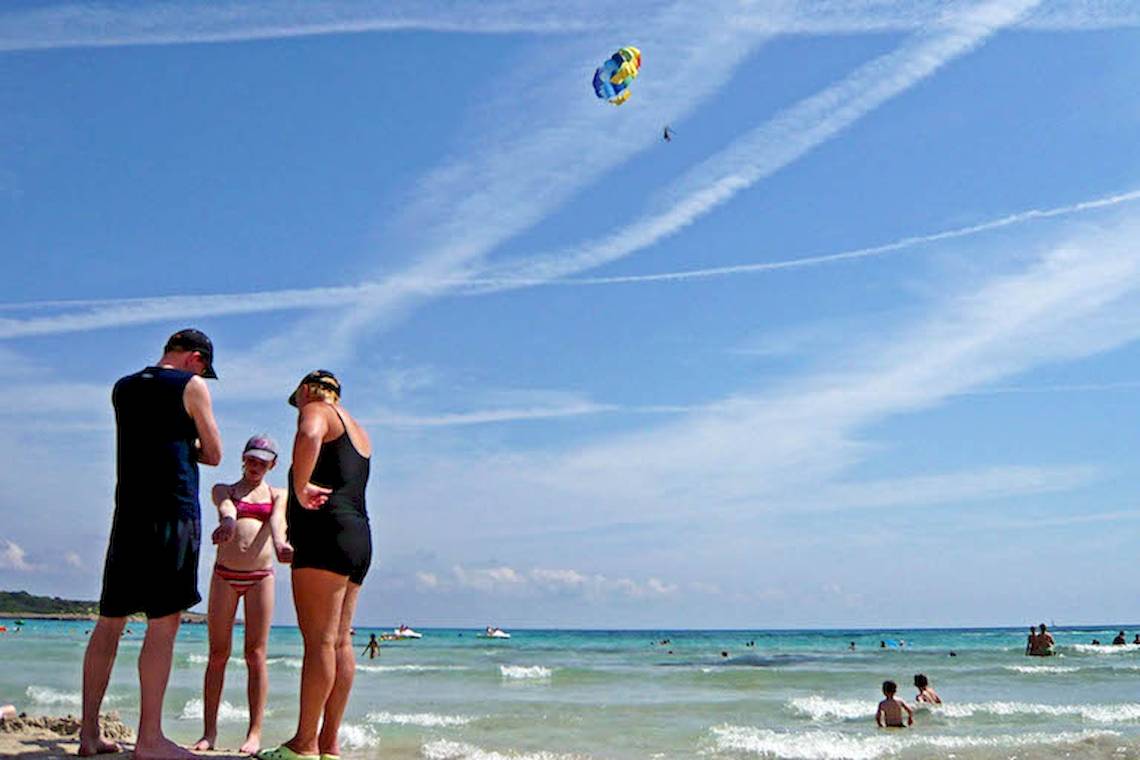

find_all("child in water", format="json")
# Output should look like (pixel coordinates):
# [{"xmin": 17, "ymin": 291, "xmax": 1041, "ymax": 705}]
[
  {"xmin": 914, "ymin": 673, "xmax": 942, "ymax": 705},
  {"xmin": 876, "ymin": 681, "xmax": 914, "ymax": 728}
]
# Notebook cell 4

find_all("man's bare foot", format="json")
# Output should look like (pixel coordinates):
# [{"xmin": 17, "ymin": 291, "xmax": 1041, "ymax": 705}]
[
  {"xmin": 78, "ymin": 735, "xmax": 122, "ymax": 756},
  {"xmin": 238, "ymin": 733, "xmax": 261, "ymax": 755},
  {"xmin": 132, "ymin": 735, "xmax": 197, "ymax": 760},
  {"xmin": 190, "ymin": 736, "xmax": 214, "ymax": 752}
]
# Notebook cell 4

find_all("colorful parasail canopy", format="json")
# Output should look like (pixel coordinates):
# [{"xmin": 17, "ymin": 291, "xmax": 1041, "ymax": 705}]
[{"xmin": 593, "ymin": 46, "xmax": 642, "ymax": 105}]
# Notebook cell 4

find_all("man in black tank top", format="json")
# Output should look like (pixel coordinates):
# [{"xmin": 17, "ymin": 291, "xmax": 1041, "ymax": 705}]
[{"xmin": 80, "ymin": 329, "xmax": 222, "ymax": 760}]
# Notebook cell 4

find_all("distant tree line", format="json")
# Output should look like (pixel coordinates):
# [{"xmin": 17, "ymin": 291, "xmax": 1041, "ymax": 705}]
[{"xmin": 0, "ymin": 590, "xmax": 97, "ymax": 615}]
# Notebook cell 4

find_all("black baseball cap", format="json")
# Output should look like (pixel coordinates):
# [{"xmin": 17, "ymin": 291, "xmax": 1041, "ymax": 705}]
[
  {"xmin": 164, "ymin": 328, "xmax": 217, "ymax": 379},
  {"xmin": 288, "ymin": 369, "xmax": 341, "ymax": 407}
]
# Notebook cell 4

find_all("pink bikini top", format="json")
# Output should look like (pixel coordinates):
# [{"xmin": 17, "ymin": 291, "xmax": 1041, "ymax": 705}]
[{"xmin": 234, "ymin": 499, "xmax": 273, "ymax": 521}]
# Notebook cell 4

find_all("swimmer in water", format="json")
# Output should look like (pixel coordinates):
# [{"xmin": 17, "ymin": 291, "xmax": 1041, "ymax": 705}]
[
  {"xmin": 876, "ymin": 680, "xmax": 914, "ymax": 728},
  {"xmin": 913, "ymin": 673, "xmax": 942, "ymax": 705}
]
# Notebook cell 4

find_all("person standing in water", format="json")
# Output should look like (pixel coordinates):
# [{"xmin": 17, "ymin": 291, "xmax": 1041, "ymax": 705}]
[
  {"xmin": 1029, "ymin": 623, "xmax": 1055, "ymax": 656},
  {"xmin": 80, "ymin": 329, "xmax": 222, "ymax": 759},
  {"xmin": 361, "ymin": 634, "xmax": 380, "ymax": 660},
  {"xmin": 193, "ymin": 435, "xmax": 291, "ymax": 755},
  {"xmin": 260, "ymin": 371, "xmax": 372, "ymax": 760}
]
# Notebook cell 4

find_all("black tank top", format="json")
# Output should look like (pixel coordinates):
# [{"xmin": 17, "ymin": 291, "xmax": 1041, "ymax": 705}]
[
  {"xmin": 112, "ymin": 366, "xmax": 199, "ymax": 518},
  {"xmin": 288, "ymin": 407, "xmax": 370, "ymax": 520}
]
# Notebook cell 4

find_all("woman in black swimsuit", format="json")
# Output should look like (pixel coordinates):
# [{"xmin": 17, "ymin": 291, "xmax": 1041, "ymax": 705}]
[{"xmin": 259, "ymin": 370, "xmax": 372, "ymax": 760}]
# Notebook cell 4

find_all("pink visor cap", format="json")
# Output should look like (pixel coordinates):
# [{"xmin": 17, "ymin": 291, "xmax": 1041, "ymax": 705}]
[{"xmin": 242, "ymin": 435, "xmax": 279, "ymax": 462}]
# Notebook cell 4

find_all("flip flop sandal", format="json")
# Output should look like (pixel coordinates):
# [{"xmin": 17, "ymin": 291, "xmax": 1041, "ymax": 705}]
[{"xmin": 257, "ymin": 746, "xmax": 319, "ymax": 760}]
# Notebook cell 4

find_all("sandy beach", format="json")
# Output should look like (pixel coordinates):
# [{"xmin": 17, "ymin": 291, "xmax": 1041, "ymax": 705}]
[{"xmin": 0, "ymin": 714, "xmax": 244, "ymax": 760}]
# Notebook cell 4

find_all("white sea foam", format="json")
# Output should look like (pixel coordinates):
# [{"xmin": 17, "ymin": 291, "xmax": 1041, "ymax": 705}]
[
  {"xmin": 1004, "ymin": 664, "xmax": 1081, "ymax": 674},
  {"xmin": 789, "ymin": 695, "xmax": 1140, "ymax": 723},
  {"xmin": 499, "ymin": 665, "xmax": 552, "ymax": 680},
  {"xmin": 357, "ymin": 663, "xmax": 469, "ymax": 673},
  {"xmin": 422, "ymin": 739, "xmax": 589, "ymax": 760},
  {"xmin": 338, "ymin": 722, "xmax": 381, "ymax": 749},
  {"xmin": 711, "ymin": 725, "xmax": 1120, "ymax": 759},
  {"xmin": 267, "ymin": 657, "xmax": 303, "ymax": 669},
  {"xmin": 179, "ymin": 698, "xmax": 258, "ymax": 723},
  {"xmin": 366, "ymin": 711, "xmax": 474, "ymax": 727},
  {"xmin": 1072, "ymin": 643, "xmax": 1140, "ymax": 654},
  {"xmin": 25, "ymin": 685, "xmax": 116, "ymax": 706},
  {"xmin": 188, "ymin": 653, "xmax": 243, "ymax": 665}
]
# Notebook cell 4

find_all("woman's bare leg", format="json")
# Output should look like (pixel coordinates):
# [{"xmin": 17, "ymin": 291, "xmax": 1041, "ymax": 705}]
[
  {"xmin": 282, "ymin": 568, "xmax": 347, "ymax": 756},
  {"xmin": 239, "ymin": 574, "xmax": 275, "ymax": 755},
  {"xmin": 317, "ymin": 583, "xmax": 361, "ymax": 757},
  {"xmin": 192, "ymin": 573, "xmax": 239, "ymax": 751}
]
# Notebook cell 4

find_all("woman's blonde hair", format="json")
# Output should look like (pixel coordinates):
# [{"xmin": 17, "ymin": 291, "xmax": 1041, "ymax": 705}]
[{"xmin": 303, "ymin": 382, "xmax": 340, "ymax": 403}]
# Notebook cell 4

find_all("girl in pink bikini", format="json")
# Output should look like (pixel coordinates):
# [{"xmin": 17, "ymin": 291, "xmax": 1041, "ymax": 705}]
[{"xmin": 193, "ymin": 435, "xmax": 292, "ymax": 755}]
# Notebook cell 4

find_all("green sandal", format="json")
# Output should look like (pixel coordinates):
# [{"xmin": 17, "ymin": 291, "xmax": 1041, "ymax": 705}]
[
  {"xmin": 257, "ymin": 746, "xmax": 319, "ymax": 760},
  {"xmin": 320, "ymin": 755, "xmax": 341, "ymax": 760}
]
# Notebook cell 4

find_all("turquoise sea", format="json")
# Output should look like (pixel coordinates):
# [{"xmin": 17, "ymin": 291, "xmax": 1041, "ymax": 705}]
[{"xmin": 5, "ymin": 621, "xmax": 1140, "ymax": 759}]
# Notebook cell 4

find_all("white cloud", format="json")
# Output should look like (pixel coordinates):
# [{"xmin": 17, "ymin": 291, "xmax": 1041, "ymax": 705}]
[
  {"xmin": 0, "ymin": 540, "xmax": 35, "ymax": 571},
  {"xmin": 64, "ymin": 551, "xmax": 83, "ymax": 569},
  {"xmin": 436, "ymin": 564, "xmax": 682, "ymax": 599},
  {"xmin": 1, "ymin": 1, "xmax": 1134, "ymax": 53},
  {"xmin": 4, "ymin": 187, "xmax": 1139, "ymax": 340},
  {"xmin": 452, "ymin": 564, "xmax": 527, "ymax": 593},
  {"xmin": 376, "ymin": 215, "xmax": 1140, "ymax": 544},
  {"xmin": 478, "ymin": 0, "xmax": 1042, "ymax": 287},
  {"xmin": 414, "ymin": 571, "xmax": 440, "ymax": 590}
]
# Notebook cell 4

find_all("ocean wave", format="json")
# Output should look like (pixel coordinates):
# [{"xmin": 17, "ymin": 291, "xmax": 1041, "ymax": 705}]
[
  {"xmin": 178, "ymin": 697, "xmax": 262, "ymax": 722},
  {"xmin": 1071, "ymin": 643, "xmax": 1140, "ymax": 654},
  {"xmin": 338, "ymin": 722, "xmax": 381, "ymax": 749},
  {"xmin": 26, "ymin": 685, "xmax": 120, "ymax": 706},
  {"xmin": 366, "ymin": 711, "xmax": 474, "ymax": 727},
  {"xmin": 187, "ymin": 653, "xmax": 243, "ymax": 666},
  {"xmin": 789, "ymin": 696, "xmax": 1140, "ymax": 723},
  {"xmin": 711, "ymin": 725, "xmax": 1120, "ymax": 759},
  {"xmin": 1003, "ymin": 664, "xmax": 1081, "ymax": 674},
  {"xmin": 357, "ymin": 664, "xmax": 470, "ymax": 673},
  {"xmin": 500, "ymin": 665, "xmax": 552, "ymax": 680},
  {"xmin": 267, "ymin": 657, "xmax": 303, "ymax": 669},
  {"xmin": 422, "ymin": 739, "xmax": 589, "ymax": 760}
]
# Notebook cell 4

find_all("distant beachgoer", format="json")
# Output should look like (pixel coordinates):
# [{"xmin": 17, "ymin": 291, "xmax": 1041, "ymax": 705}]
[
  {"xmin": 849, "ymin": 642, "xmax": 856, "ymax": 651},
  {"xmin": 1029, "ymin": 623, "xmax": 1055, "ymax": 656},
  {"xmin": 259, "ymin": 370, "xmax": 372, "ymax": 760},
  {"xmin": 80, "ymin": 329, "xmax": 222, "ymax": 759},
  {"xmin": 880, "ymin": 641, "xmax": 886, "ymax": 649},
  {"xmin": 193, "ymin": 435, "xmax": 290, "ymax": 755},
  {"xmin": 1025, "ymin": 627, "xmax": 1036, "ymax": 655},
  {"xmin": 1091, "ymin": 639, "xmax": 1101, "ymax": 645},
  {"xmin": 1133, "ymin": 635, "xmax": 1140, "ymax": 645},
  {"xmin": 914, "ymin": 674, "xmax": 942, "ymax": 705},
  {"xmin": 362, "ymin": 634, "xmax": 380, "ymax": 660},
  {"xmin": 720, "ymin": 651, "xmax": 729, "ymax": 658},
  {"xmin": 1113, "ymin": 631, "xmax": 1127, "ymax": 646},
  {"xmin": 949, "ymin": 651, "xmax": 957, "ymax": 657},
  {"xmin": 876, "ymin": 681, "xmax": 913, "ymax": 728}
]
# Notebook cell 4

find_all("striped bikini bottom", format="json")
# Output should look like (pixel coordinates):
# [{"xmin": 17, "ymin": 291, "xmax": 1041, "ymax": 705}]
[{"xmin": 214, "ymin": 564, "xmax": 274, "ymax": 596}]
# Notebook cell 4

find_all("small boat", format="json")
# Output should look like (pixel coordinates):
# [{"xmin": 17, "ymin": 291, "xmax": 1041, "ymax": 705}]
[
  {"xmin": 390, "ymin": 625, "xmax": 422, "ymax": 639},
  {"xmin": 477, "ymin": 626, "xmax": 511, "ymax": 639}
]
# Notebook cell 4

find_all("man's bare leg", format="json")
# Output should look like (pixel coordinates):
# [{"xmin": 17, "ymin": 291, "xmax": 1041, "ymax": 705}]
[
  {"xmin": 80, "ymin": 616, "xmax": 127, "ymax": 756},
  {"xmin": 134, "ymin": 613, "xmax": 194, "ymax": 760}
]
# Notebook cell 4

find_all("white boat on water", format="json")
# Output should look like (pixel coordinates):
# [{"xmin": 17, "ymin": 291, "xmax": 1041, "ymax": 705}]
[
  {"xmin": 478, "ymin": 626, "xmax": 511, "ymax": 639},
  {"xmin": 389, "ymin": 625, "xmax": 422, "ymax": 639}
]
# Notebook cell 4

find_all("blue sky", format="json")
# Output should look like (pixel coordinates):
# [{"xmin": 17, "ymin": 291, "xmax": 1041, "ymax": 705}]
[{"xmin": 2, "ymin": 1, "xmax": 1140, "ymax": 628}]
